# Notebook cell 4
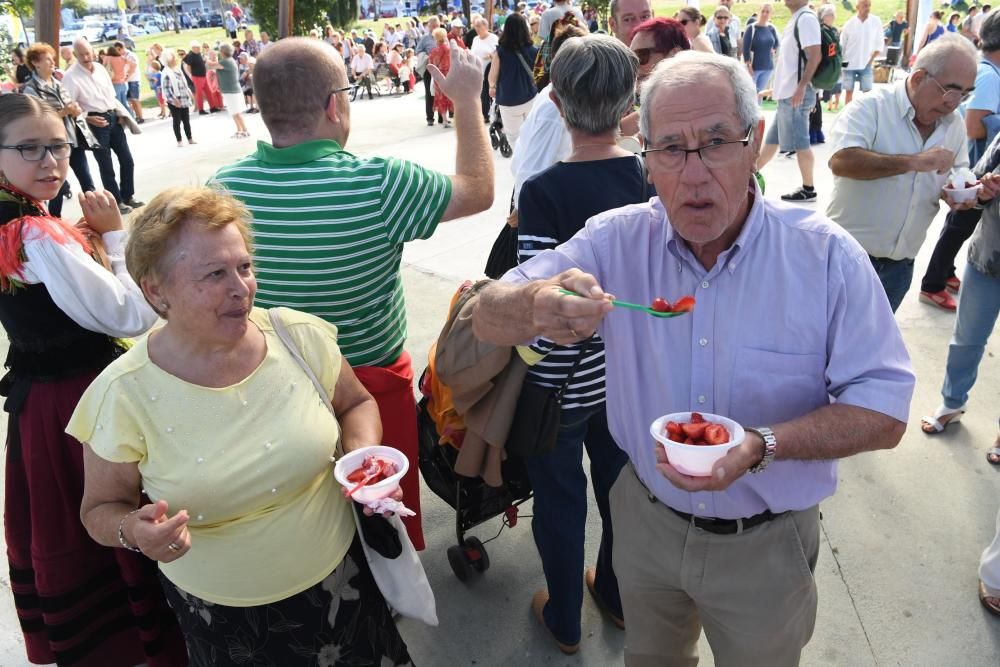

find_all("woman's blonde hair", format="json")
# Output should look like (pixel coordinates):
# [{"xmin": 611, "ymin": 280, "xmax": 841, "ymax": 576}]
[
  {"xmin": 126, "ymin": 187, "xmax": 254, "ymax": 298},
  {"xmin": 433, "ymin": 27, "xmax": 447, "ymax": 43}
]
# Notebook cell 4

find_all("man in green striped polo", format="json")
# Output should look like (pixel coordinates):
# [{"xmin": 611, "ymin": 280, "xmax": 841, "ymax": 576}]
[{"xmin": 210, "ymin": 37, "xmax": 494, "ymax": 550}]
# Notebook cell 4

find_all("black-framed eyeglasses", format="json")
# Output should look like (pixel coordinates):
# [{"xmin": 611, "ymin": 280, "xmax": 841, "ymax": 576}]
[
  {"xmin": 632, "ymin": 47, "xmax": 666, "ymax": 66},
  {"xmin": 641, "ymin": 126, "xmax": 753, "ymax": 171},
  {"xmin": 326, "ymin": 85, "xmax": 354, "ymax": 107},
  {"xmin": 926, "ymin": 73, "xmax": 974, "ymax": 103},
  {"xmin": 0, "ymin": 142, "xmax": 72, "ymax": 162}
]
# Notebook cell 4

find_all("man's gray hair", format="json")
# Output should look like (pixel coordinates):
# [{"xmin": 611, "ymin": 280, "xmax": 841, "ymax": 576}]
[
  {"xmin": 981, "ymin": 11, "xmax": 1000, "ymax": 52},
  {"xmin": 913, "ymin": 34, "xmax": 978, "ymax": 76},
  {"xmin": 610, "ymin": 0, "xmax": 621, "ymax": 19},
  {"xmin": 219, "ymin": 43, "xmax": 233, "ymax": 57},
  {"xmin": 550, "ymin": 34, "xmax": 638, "ymax": 134},
  {"xmin": 639, "ymin": 50, "xmax": 760, "ymax": 140}
]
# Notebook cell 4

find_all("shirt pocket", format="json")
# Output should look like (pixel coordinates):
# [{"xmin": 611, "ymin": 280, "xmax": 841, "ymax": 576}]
[{"xmin": 730, "ymin": 347, "xmax": 828, "ymax": 426}]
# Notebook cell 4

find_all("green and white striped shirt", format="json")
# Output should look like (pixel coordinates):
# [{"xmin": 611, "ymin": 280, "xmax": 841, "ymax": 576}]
[{"xmin": 211, "ymin": 139, "xmax": 452, "ymax": 367}]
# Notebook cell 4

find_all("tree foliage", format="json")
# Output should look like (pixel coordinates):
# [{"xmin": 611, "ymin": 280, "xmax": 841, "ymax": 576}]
[
  {"xmin": 248, "ymin": 0, "xmax": 359, "ymax": 35},
  {"xmin": 0, "ymin": 0, "xmax": 34, "ymax": 20},
  {"xmin": 63, "ymin": 0, "xmax": 89, "ymax": 18}
]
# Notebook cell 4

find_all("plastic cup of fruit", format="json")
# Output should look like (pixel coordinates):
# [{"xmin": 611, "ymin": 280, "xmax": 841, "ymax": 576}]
[
  {"xmin": 649, "ymin": 412, "xmax": 746, "ymax": 477},
  {"xmin": 943, "ymin": 183, "xmax": 981, "ymax": 204},
  {"xmin": 333, "ymin": 445, "xmax": 409, "ymax": 504}
]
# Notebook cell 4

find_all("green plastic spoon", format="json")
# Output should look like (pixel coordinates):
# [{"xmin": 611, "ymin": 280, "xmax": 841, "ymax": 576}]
[{"xmin": 558, "ymin": 289, "xmax": 689, "ymax": 318}]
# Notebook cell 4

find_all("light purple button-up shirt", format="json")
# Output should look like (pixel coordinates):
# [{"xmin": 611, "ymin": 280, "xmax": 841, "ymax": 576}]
[{"xmin": 503, "ymin": 190, "xmax": 915, "ymax": 519}]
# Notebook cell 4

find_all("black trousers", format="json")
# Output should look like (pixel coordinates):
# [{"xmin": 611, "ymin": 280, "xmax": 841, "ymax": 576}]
[
  {"xmin": 481, "ymin": 63, "xmax": 491, "ymax": 122},
  {"xmin": 87, "ymin": 112, "xmax": 134, "ymax": 204},
  {"xmin": 168, "ymin": 104, "xmax": 192, "ymax": 141},
  {"xmin": 423, "ymin": 68, "xmax": 434, "ymax": 122},
  {"xmin": 920, "ymin": 207, "xmax": 982, "ymax": 293}
]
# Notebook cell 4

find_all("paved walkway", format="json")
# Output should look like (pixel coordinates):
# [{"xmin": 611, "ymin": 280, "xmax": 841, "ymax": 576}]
[{"xmin": 1, "ymin": 86, "xmax": 998, "ymax": 666}]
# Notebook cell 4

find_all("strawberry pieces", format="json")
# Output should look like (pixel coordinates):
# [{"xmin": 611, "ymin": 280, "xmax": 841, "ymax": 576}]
[
  {"xmin": 663, "ymin": 414, "xmax": 731, "ymax": 446},
  {"xmin": 650, "ymin": 295, "xmax": 696, "ymax": 313},
  {"xmin": 343, "ymin": 455, "xmax": 398, "ymax": 497}
]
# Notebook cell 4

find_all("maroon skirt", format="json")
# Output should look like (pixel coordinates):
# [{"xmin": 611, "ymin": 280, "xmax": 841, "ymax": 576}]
[{"xmin": 4, "ymin": 373, "xmax": 188, "ymax": 666}]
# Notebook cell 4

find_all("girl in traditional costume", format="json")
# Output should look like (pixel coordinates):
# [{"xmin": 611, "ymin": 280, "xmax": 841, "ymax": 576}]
[{"xmin": 0, "ymin": 94, "xmax": 186, "ymax": 666}]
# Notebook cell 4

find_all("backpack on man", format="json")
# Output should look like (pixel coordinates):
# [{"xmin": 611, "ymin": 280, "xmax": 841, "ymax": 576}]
[{"xmin": 794, "ymin": 9, "xmax": 843, "ymax": 90}]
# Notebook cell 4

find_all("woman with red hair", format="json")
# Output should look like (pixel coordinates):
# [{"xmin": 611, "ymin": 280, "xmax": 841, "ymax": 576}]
[{"xmin": 628, "ymin": 16, "xmax": 691, "ymax": 83}]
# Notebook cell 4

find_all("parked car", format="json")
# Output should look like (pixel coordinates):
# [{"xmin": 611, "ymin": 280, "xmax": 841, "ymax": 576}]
[
  {"xmin": 379, "ymin": 1, "xmax": 405, "ymax": 18},
  {"xmin": 59, "ymin": 20, "xmax": 85, "ymax": 45},
  {"xmin": 199, "ymin": 12, "xmax": 223, "ymax": 27}
]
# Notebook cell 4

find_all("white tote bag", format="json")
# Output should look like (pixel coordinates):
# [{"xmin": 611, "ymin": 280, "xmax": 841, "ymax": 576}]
[{"xmin": 268, "ymin": 308, "xmax": 439, "ymax": 626}]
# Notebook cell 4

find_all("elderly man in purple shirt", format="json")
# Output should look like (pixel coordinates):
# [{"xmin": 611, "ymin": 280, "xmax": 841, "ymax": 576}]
[{"xmin": 471, "ymin": 50, "xmax": 915, "ymax": 665}]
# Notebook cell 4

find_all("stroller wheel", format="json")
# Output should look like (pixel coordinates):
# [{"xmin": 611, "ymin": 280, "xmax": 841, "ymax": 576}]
[
  {"xmin": 447, "ymin": 544, "xmax": 471, "ymax": 582},
  {"xmin": 464, "ymin": 536, "xmax": 490, "ymax": 573},
  {"xmin": 499, "ymin": 138, "xmax": 513, "ymax": 158}
]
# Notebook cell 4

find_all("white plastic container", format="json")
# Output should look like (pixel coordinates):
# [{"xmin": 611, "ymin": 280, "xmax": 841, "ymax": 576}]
[
  {"xmin": 333, "ymin": 445, "xmax": 409, "ymax": 504},
  {"xmin": 649, "ymin": 412, "xmax": 745, "ymax": 477},
  {"xmin": 943, "ymin": 183, "xmax": 981, "ymax": 204}
]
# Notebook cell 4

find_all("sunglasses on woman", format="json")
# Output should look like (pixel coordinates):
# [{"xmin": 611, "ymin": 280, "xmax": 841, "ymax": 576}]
[{"xmin": 632, "ymin": 48, "xmax": 665, "ymax": 66}]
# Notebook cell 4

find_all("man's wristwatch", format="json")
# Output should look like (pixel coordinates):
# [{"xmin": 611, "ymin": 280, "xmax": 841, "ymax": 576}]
[{"xmin": 745, "ymin": 426, "xmax": 777, "ymax": 474}]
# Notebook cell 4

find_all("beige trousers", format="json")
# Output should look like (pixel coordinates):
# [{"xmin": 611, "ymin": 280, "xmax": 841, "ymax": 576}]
[{"xmin": 610, "ymin": 467, "xmax": 820, "ymax": 667}]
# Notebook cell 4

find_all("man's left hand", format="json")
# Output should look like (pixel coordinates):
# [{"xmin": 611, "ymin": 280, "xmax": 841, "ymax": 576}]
[{"xmin": 654, "ymin": 432, "xmax": 764, "ymax": 492}]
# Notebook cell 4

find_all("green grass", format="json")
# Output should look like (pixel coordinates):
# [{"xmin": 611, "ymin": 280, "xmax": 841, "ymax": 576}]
[
  {"xmin": 96, "ymin": 25, "xmax": 259, "ymax": 107},
  {"xmin": 347, "ymin": 0, "xmax": 908, "ymax": 34},
  {"xmin": 124, "ymin": 0, "xmax": 912, "ymax": 105}
]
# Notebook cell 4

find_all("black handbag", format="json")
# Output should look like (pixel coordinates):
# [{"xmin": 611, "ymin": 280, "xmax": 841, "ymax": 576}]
[
  {"xmin": 485, "ymin": 190, "xmax": 519, "ymax": 279},
  {"xmin": 505, "ymin": 338, "xmax": 591, "ymax": 459}
]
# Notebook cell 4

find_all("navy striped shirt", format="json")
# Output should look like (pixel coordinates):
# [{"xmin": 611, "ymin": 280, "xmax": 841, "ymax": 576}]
[{"xmin": 517, "ymin": 155, "xmax": 648, "ymax": 409}]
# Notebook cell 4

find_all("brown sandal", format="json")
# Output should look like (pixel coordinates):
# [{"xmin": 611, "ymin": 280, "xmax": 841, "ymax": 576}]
[{"xmin": 979, "ymin": 581, "xmax": 1000, "ymax": 617}]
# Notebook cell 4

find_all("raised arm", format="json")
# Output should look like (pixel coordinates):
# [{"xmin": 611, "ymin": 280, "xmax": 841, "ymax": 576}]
[{"xmin": 430, "ymin": 41, "xmax": 494, "ymax": 221}]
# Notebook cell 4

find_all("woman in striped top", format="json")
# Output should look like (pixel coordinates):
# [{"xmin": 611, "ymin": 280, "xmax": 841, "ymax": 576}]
[{"xmin": 516, "ymin": 34, "xmax": 646, "ymax": 654}]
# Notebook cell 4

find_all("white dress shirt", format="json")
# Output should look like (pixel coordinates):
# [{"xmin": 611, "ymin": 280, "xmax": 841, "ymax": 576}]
[
  {"xmin": 772, "ymin": 6, "xmax": 820, "ymax": 101},
  {"xmin": 511, "ymin": 84, "xmax": 572, "ymax": 201},
  {"xmin": 840, "ymin": 14, "xmax": 883, "ymax": 71},
  {"xmin": 61, "ymin": 62, "xmax": 118, "ymax": 113},
  {"xmin": 19, "ymin": 228, "xmax": 158, "ymax": 338},
  {"xmin": 827, "ymin": 80, "xmax": 969, "ymax": 261}
]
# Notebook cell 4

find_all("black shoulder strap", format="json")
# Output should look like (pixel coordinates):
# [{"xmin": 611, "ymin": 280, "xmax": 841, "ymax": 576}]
[{"xmin": 555, "ymin": 336, "xmax": 592, "ymax": 400}]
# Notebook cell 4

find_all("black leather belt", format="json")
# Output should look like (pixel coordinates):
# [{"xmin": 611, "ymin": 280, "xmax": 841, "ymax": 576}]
[
  {"xmin": 632, "ymin": 464, "xmax": 785, "ymax": 535},
  {"xmin": 664, "ymin": 505, "xmax": 784, "ymax": 535}
]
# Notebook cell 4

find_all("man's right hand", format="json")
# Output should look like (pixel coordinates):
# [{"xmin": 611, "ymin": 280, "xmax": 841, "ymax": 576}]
[
  {"xmin": 85, "ymin": 115, "xmax": 109, "ymax": 128},
  {"xmin": 428, "ymin": 40, "xmax": 482, "ymax": 106},
  {"xmin": 531, "ymin": 269, "xmax": 614, "ymax": 345},
  {"xmin": 913, "ymin": 146, "xmax": 954, "ymax": 174}
]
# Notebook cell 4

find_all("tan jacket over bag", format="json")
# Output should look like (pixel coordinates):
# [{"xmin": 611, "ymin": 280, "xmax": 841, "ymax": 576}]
[{"xmin": 434, "ymin": 281, "xmax": 528, "ymax": 487}]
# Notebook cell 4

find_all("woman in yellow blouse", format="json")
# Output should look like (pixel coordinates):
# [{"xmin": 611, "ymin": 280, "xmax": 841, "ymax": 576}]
[{"xmin": 67, "ymin": 187, "xmax": 414, "ymax": 666}]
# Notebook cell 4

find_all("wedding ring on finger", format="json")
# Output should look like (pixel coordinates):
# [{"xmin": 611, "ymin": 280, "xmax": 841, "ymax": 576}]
[
  {"xmin": 167, "ymin": 542, "xmax": 181, "ymax": 552},
  {"xmin": 567, "ymin": 321, "xmax": 580, "ymax": 338}
]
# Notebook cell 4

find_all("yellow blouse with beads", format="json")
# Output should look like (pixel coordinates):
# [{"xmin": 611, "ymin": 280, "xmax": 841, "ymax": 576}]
[{"xmin": 66, "ymin": 307, "xmax": 356, "ymax": 607}]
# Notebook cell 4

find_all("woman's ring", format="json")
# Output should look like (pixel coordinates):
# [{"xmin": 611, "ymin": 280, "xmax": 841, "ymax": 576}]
[
  {"xmin": 168, "ymin": 542, "xmax": 181, "ymax": 552},
  {"xmin": 567, "ymin": 323, "xmax": 580, "ymax": 338}
]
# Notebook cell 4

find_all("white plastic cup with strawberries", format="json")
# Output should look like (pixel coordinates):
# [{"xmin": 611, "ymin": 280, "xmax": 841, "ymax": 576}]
[
  {"xmin": 650, "ymin": 412, "xmax": 745, "ymax": 477},
  {"xmin": 943, "ymin": 167, "xmax": 982, "ymax": 204},
  {"xmin": 333, "ymin": 445, "xmax": 414, "ymax": 516}
]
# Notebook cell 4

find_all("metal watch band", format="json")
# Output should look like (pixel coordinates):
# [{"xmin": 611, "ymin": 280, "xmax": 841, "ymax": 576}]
[{"xmin": 746, "ymin": 426, "xmax": 776, "ymax": 474}]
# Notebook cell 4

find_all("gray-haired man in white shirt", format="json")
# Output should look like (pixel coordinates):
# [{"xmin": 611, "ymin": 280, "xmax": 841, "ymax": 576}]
[{"xmin": 827, "ymin": 35, "xmax": 995, "ymax": 313}]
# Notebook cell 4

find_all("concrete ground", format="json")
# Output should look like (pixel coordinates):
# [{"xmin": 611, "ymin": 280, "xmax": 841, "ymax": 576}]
[{"xmin": 0, "ymin": 82, "xmax": 998, "ymax": 666}]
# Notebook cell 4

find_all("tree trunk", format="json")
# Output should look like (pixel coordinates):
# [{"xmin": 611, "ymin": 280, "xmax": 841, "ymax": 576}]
[{"xmin": 34, "ymin": 0, "xmax": 61, "ymax": 50}]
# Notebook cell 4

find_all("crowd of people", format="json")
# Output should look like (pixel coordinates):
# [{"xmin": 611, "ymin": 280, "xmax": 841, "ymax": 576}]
[{"xmin": 0, "ymin": 1, "xmax": 999, "ymax": 666}]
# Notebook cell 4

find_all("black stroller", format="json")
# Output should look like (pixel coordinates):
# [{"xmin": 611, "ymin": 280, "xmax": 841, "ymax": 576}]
[
  {"xmin": 417, "ymin": 382, "xmax": 532, "ymax": 582},
  {"xmin": 488, "ymin": 101, "xmax": 512, "ymax": 158}
]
